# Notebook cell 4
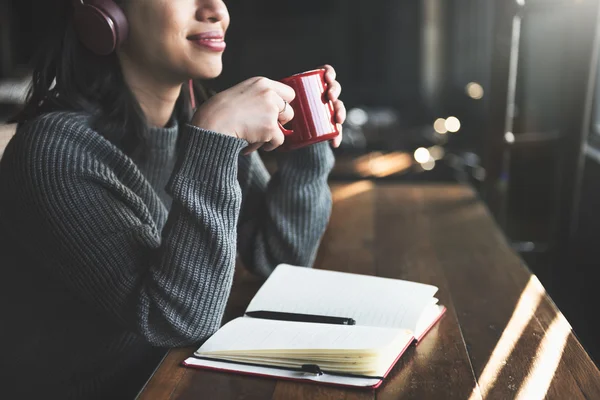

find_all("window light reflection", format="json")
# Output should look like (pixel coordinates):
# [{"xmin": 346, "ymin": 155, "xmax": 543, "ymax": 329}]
[
  {"xmin": 466, "ymin": 82, "xmax": 484, "ymax": 100},
  {"xmin": 429, "ymin": 145, "xmax": 445, "ymax": 160},
  {"xmin": 434, "ymin": 118, "xmax": 448, "ymax": 134},
  {"xmin": 515, "ymin": 314, "xmax": 571, "ymax": 400},
  {"xmin": 422, "ymin": 158, "xmax": 435, "ymax": 171},
  {"xmin": 445, "ymin": 116, "xmax": 461, "ymax": 133},
  {"xmin": 414, "ymin": 148, "xmax": 431, "ymax": 164},
  {"xmin": 347, "ymin": 108, "xmax": 369, "ymax": 126},
  {"xmin": 354, "ymin": 152, "xmax": 413, "ymax": 178},
  {"xmin": 332, "ymin": 181, "xmax": 374, "ymax": 203},
  {"xmin": 469, "ymin": 275, "xmax": 545, "ymax": 399}
]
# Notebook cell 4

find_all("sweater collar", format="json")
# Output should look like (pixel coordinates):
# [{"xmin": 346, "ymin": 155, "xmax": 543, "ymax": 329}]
[{"xmin": 143, "ymin": 117, "xmax": 179, "ymax": 150}]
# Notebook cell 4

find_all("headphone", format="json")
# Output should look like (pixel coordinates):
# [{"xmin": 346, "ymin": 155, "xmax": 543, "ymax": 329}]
[
  {"xmin": 71, "ymin": 0, "xmax": 129, "ymax": 56},
  {"xmin": 71, "ymin": 0, "xmax": 197, "ymax": 108}
]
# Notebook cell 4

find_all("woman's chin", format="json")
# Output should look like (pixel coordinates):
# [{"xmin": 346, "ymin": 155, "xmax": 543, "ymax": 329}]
[{"xmin": 191, "ymin": 62, "xmax": 223, "ymax": 80}]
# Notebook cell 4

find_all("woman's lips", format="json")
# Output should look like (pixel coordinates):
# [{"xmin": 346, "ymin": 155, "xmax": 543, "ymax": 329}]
[{"xmin": 188, "ymin": 32, "xmax": 226, "ymax": 52}]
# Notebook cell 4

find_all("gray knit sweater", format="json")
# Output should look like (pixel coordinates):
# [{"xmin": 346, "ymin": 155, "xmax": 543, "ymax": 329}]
[{"xmin": 0, "ymin": 111, "xmax": 334, "ymax": 399}]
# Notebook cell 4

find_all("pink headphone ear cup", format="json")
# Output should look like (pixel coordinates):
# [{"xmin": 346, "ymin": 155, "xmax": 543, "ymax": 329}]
[{"xmin": 73, "ymin": 0, "xmax": 129, "ymax": 56}]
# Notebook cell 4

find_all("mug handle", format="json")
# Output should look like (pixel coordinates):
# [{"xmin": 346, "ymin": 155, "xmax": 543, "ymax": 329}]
[{"xmin": 278, "ymin": 122, "xmax": 293, "ymax": 136}]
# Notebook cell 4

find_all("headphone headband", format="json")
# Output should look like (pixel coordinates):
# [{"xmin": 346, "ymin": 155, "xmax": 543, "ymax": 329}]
[{"xmin": 71, "ymin": 0, "xmax": 128, "ymax": 55}]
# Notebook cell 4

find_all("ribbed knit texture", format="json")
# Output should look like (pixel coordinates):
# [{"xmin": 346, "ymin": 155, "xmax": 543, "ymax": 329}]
[{"xmin": 0, "ymin": 111, "xmax": 334, "ymax": 399}]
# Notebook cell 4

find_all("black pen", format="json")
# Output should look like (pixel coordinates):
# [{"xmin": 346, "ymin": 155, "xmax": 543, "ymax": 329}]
[{"xmin": 245, "ymin": 311, "xmax": 356, "ymax": 325}]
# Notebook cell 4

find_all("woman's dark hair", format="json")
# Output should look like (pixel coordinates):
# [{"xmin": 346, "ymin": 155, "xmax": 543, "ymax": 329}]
[{"xmin": 14, "ymin": 0, "xmax": 208, "ymax": 154}]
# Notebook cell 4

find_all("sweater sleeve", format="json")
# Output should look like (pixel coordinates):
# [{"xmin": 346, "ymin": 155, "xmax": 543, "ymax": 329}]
[
  {"xmin": 0, "ymin": 115, "xmax": 247, "ymax": 347},
  {"xmin": 236, "ymin": 141, "xmax": 335, "ymax": 278}
]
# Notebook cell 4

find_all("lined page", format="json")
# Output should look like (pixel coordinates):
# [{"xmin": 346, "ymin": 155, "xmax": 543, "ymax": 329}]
[
  {"xmin": 196, "ymin": 317, "xmax": 412, "ymax": 354},
  {"xmin": 246, "ymin": 264, "xmax": 438, "ymax": 332}
]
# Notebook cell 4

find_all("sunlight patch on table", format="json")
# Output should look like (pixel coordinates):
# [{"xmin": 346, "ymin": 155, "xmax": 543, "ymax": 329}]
[{"xmin": 469, "ymin": 275, "xmax": 545, "ymax": 399}]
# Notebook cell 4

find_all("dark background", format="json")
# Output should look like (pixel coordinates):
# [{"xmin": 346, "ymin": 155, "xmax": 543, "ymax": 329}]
[{"xmin": 2, "ymin": 0, "xmax": 600, "ymax": 365}]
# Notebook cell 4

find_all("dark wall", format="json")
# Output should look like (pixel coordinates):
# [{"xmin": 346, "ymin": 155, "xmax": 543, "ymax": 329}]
[
  {"xmin": 1, "ymin": 0, "xmax": 41, "ymax": 76},
  {"xmin": 213, "ymin": 0, "xmax": 423, "ymax": 113},
  {"xmin": 444, "ymin": 0, "xmax": 494, "ymax": 156},
  {"xmin": 561, "ymin": 154, "xmax": 600, "ymax": 362}
]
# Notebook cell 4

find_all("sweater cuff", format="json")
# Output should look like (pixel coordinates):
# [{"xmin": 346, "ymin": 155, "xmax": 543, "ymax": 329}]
[
  {"xmin": 173, "ymin": 124, "xmax": 248, "ymax": 183},
  {"xmin": 276, "ymin": 141, "xmax": 336, "ymax": 181}
]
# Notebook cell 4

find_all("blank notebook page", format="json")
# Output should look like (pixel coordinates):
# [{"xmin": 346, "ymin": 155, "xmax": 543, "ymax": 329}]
[
  {"xmin": 246, "ymin": 264, "xmax": 439, "ymax": 332},
  {"xmin": 196, "ymin": 317, "xmax": 413, "ymax": 354}
]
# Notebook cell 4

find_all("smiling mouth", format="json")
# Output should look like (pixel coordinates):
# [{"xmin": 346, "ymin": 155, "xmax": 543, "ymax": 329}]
[
  {"xmin": 187, "ymin": 31, "xmax": 224, "ymax": 40},
  {"xmin": 187, "ymin": 32, "xmax": 226, "ymax": 52}
]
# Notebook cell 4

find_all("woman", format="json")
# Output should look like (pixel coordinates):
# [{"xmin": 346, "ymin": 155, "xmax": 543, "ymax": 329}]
[{"xmin": 0, "ymin": 0, "xmax": 345, "ymax": 398}]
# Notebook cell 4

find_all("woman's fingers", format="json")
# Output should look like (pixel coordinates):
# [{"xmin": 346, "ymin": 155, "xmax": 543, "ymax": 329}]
[
  {"xmin": 321, "ymin": 64, "xmax": 336, "ymax": 82},
  {"xmin": 262, "ymin": 129, "xmax": 286, "ymax": 152},
  {"xmin": 319, "ymin": 65, "xmax": 342, "ymax": 102},
  {"xmin": 332, "ymin": 124, "xmax": 343, "ymax": 148},
  {"xmin": 252, "ymin": 77, "xmax": 296, "ymax": 103},
  {"xmin": 327, "ymin": 81, "xmax": 342, "ymax": 102},
  {"xmin": 277, "ymin": 99, "xmax": 295, "ymax": 125},
  {"xmin": 333, "ymin": 100, "xmax": 346, "ymax": 124},
  {"xmin": 242, "ymin": 142, "xmax": 264, "ymax": 155}
]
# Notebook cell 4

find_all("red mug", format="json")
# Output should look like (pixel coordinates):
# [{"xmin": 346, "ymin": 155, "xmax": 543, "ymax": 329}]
[{"xmin": 278, "ymin": 69, "xmax": 339, "ymax": 151}]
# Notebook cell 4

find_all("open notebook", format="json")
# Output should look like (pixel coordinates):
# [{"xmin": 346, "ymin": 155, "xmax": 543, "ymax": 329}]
[{"xmin": 183, "ymin": 264, "xmax": 446, "ymax": 389}]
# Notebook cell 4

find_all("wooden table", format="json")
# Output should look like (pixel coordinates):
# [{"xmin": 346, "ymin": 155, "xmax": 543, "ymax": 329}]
[{"xmin": 137, "ymin": 183, "xmax": 600, "ymax": 399}]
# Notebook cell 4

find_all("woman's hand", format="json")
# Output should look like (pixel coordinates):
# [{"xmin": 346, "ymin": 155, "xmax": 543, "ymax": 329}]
[
  {"xmin": 191, "ymin": 77, "xmax": 295, "ymax": 153},
  {"xmin": 322, "ymin": 64, "xmax": 346, "ymax": 148}
]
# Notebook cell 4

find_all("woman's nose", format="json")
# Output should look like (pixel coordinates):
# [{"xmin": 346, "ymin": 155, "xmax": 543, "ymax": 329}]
[{"xmin": 196, "ymin": 0, "xmax": 228, "ymax": 23}]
